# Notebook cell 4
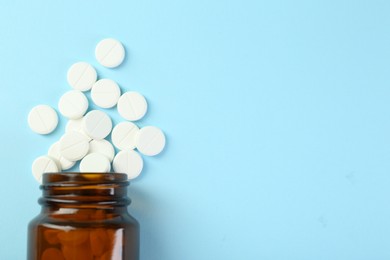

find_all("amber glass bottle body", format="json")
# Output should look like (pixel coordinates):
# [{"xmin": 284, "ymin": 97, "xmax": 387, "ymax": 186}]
[{"xmin": 27, "ymin": 173, "xmax": 139, "ymax": 260}]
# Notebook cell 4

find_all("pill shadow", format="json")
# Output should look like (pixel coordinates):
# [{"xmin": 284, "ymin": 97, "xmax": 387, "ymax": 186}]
[
  {"xmin": 127, "ymin": 186, "xmax": 169, "ymax": 260},
  {"xmin": 131, "ymin": 131, "xmax": 169, "ymax": 183},
  {"xmin": 135, "ymin": 98, "xmax": 152, "ymax": 125},
  {"xmin": 117, "ymin": 43, "xmax": 131, "ymax": 69},
  {"xmin": 44, "ymin": 111, "xmax": 66, "ymax": 138},
  {"xmin": 153, "ymin": 131, "xmax": 169, "ymax": 159}
]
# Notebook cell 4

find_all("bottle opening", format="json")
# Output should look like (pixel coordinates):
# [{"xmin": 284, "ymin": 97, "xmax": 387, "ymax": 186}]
[
  {"xmin": 39, "ymin": 172, "xmax": 131, "ymax": 207},
  {"xmin": 42, "ymin": 172, "xmax": 129, "ymax": 185}
]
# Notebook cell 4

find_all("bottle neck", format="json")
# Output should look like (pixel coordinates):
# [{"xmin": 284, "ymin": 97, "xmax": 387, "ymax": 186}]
[
  {"xmin": 41, "ymin": 206, "xmax": 129, "ymax": 220},
  {"xmin": 39, "ymin": 173, "xmax": 131, "ymax": 210}
]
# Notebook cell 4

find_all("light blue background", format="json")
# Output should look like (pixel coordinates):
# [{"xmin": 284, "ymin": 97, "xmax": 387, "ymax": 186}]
[{"xmin": 1, "ymin": 0, "xmax": 390, "ymax": 259}]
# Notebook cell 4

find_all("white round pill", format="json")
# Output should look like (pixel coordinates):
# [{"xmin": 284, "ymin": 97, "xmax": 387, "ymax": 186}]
[
  {"xmin": 113, "ymin": 150, "xmax": 143, "ymax": 180},
  {"xmin": 48, "ymin": 142, "xmax": 76, "ymax": 170},
  {"xmin": 136, "ymin": 126, "xmax": 166, "ymax": 156},
  {"xmin": 117, "ymin": 92, "xmax": 148, "ymax": 121},
  {"xmin": 95, "ymin": 38, "xmax": 125, "ymax": 68},
  {"xmin": 58, "ymin": 90, "xmax": 88, "ymax": 119},
  {"xmin": 67, "ymin": 62, "xmax": 97, "ymax": 91},
  {"xmin": 111, "ymin": 122, "xmax": 139, "ymax": 151},
  {"xmin": 83, "ymin": 110, "xmax": 112, "ymax": 140},
  {"xmin": 88, "ymin": 139, "xmax": 115, "ymax": 162},
  {"xmin": 28, "ymin": 105, "xmax": 58, "ymax": 135},
  {"xmin": 32, "ymin": 156, "xmax": 59, "ymax": 183},
  {"xmin": 66, "ymin": 118, "xmax": 83, "ymax": 132},
  {"xmin": 59, "ymin": 132, "xmax": 90, "ymax": 161},
  {"xmin": 65, "ymin": 118, "xmax": 92, "ymax": 141},
  {"xmin": 80, "ymin": 152, "xmax": 111, "ymax": 173},
  {"xmin": 91, "ymin": 79, "xmax": 121, "ymax": 108}
]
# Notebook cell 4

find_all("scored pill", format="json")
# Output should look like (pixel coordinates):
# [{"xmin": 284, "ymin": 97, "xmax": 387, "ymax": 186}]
[
  {"xmin": 95, "ymin": 38, "xmax": 125, "ymax": 68},
  {"xmin": 113, "ymin": 150, "xmax": 143, "ymax": 179},
  {"xmin": 80, "ymin": 153, "xmax": 111, "ymax": 173},
  {"xmin": 48, "ymin": 142, "xmax": 75, "ymax": 170},
  {"xmin": 88, "ymin": 139, "xmax": 115, "ymax": 162},
  {"xmin": 32, "ymin": 156, "xmax": 59, "ymax": 183},
  {"xmin": 91, "ymin": 79, "xmax": 121, "ymax": 108},
  {"xmin": 28, "ymin": 105, "xmax": 58, "ymax": 135},
  {"xmin": 66, "ymin": 118, "xmax": 83, "ymax": 132},
  {"xmin": 65, "ymin": 118, "xmax": 92, "ymax": 141},
  {"xmin": 59, "ymin": 132, "xmax": 90, "ymax": 161},
  {"xmin": 136, "ymin": 126, "xmax": 166, "ymax": 156},
  {"xmin": 117, "ymin": 91, "xmax": 148, "ymax": 121},
  {"xmin": 111, "ymin": 122, "xmax": 139, "ymax": 151},
  {"xmin": 67, "ymin": 62, "xmax": 97, "ymax": 91},
  {"xmin": 83, "ymin": 110, "xmax": 112, "ymax": 140},
  {"xmin": 58, "ymin": 90, "xmax": 89, "ymax": 119}
]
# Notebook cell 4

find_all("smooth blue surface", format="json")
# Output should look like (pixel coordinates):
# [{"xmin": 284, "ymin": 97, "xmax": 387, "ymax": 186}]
[{"xmin": 1, "ymin": 0, "xmax": 390, "ymax": 259}]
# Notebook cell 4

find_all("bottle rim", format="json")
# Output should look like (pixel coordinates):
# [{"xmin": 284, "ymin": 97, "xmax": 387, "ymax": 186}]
[
  {"xmin": 41, "ymin": 172, "xmax": 129, "ymax": 186},
  {"xmin": 39, "ymin": 172, "xmax": 131, "ymax": 207}
]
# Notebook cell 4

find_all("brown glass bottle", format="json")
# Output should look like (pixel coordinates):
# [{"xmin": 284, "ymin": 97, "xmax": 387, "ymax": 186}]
[{"xmin": 27, "ymin": 173, "xmax": 139, "ymax": 260}]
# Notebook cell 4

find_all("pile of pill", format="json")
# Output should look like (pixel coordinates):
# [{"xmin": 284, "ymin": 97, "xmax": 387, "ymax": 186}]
[
  {"xmin": 38, "ymin": 210, "xmax": 131, "ymax": 260},
  {"xmin": 41, "ymin": 225, "xmax": 124, "ymax": 260},
  {"xmin": 28, "ymin": 38, "xmax": 166, "ymax": 183}
]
